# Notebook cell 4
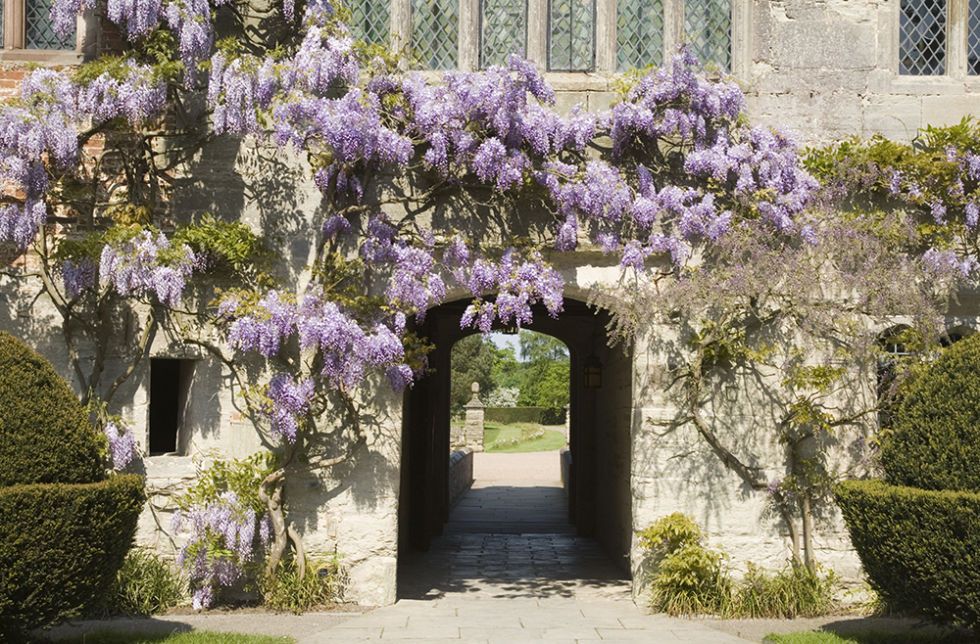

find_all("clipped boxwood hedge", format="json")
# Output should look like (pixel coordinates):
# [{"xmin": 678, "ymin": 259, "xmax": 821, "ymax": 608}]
[
  {"xmin": 485, "ymin": 406, "xmax": 566, "ymax": 425},
  {"xmin": 835, "ymin": 479, "xmax": 980, "ymax": 629},
  {"xmin": 0, "ymin": 475, "xmax": 145, "ymax": 638},
  {"xmin": 881, "ymin": 333, "xmax": 980, "ymax": 492},
  {"xmin": 0, "ymin": 331, "xmax": 103, "ymax": 486}
]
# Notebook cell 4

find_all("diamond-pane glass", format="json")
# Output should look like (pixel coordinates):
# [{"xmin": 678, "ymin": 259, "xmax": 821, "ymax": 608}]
[
  {"xmin": 26, "ymin": 0, "xmax": 75, "ymax": 49},
  {"xmin": 617, "ymin": 0, "xmax": 664, "ymax": 71},
  {"xmin": 481, "ymin": 0, "xmax": 527, "ymax": 68},
  {"xmin": 900, "ymin": 0, "xmax": 946, "ymax": 75},
  {"xmin": 349, "ymin": 0, "xmax": 390, "ymax": 45},
  {"xmin": 684, "ymin": 0, "xmax": 730, "ymax": 71},
  {"xmin": 969, "ymin": 0, "xmax": 980, "ymax": 74},
  {"xmin": 549, "ymin": 0, "xmax": 595, "ymax": 71},
  {"xmin": 412, "ymin": 0, "xmax": 459, "ymax": 69}
]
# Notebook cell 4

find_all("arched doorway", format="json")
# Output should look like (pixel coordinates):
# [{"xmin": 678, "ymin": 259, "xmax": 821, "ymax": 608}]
[{"xmin": 397, "ymin": 297, "xmax": 634, "ymax": 597}]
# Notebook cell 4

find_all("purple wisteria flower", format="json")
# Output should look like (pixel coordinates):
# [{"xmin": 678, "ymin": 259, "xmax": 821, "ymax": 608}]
[
  {"xmin": 60, "ymin": 258, "xmax": 98, "ymax": 299},
  {"xmin": 104, "ymin": 421, "xmax": 138, "ymax": 470},
  {"xmin": 225, "ymin": 290, "xmax": 298, "ymax": 357},
  {"xmin": 260, "ymin": 373, "xmax": 315, "ymax": 442},
  {"xmin": 99, "ymin": 230, "xmax": 196, "ymax": 306},
  {"xmin": 173, "ymin": 490, "xmax": 264, "ymax": 609}
]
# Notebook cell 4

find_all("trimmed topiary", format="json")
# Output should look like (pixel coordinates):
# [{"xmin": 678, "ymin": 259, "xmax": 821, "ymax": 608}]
[
  {"xmin": 0, "ymin": 332, "xmax": 103, "ymax": 486},
  {"xmin": 0, "ymin": 333, "xmax": 145, "ymax": 638},
  {"xmin": 0, "ymin": 475, "xmax": 146, "ymax": 638},
  {"xmin": 881, "ymin": 334, "xmax": 980, "ymax": 492},
  {"xmin": 835, "ymin": 480, "xmax": 980, "ymax": 629}
]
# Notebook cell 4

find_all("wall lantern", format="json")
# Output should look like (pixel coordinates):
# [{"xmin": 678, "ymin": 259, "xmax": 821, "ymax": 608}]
[{"xmin": 584, "ymin": 355, "xmax": 602, "ymax": 389}]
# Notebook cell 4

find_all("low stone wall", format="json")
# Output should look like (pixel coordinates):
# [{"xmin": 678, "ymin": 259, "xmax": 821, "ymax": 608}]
[
  {"xmin": 449, "ymin": 449, "xmax": 474, "ymax": 507},
  {"xmin": 560, "ymin": 448, "xmax": 572, "ymax": 495}
]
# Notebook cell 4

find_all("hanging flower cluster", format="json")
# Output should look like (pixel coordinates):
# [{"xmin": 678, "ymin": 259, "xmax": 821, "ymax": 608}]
[
  {"xmin": 0, "ymin": 65, "xmax": 167, "ymax": 248},
  {"xmin": 104, "ymin": 420, "xmax": 138, "ymax": 470},
  {"xmin": 258, "ymin": 373, "xmax": 315, "ymax": 443},
  {"xmin": 99, "ymin": 229, "xmax": 197, "ymax": 306},
  {"xmin": 173, "ymin": 490, "xmax": 265, "ymax": 609}
]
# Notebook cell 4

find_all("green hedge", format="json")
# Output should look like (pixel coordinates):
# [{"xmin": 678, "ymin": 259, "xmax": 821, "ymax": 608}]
[
  {"xmin": 835, "ymin": 479, "xmax": 980, "ymax": 629},
  {"xmin": 485, "ymin": 406, "xmax": 566, "ymax": 425},
  {"xmin": 0, "ymin": 332, "xmax": 103, "ymax": 486},
  {"xmin": 0, "ymin": 475, "xmax": 145, "ymax": 638},
  {"xmin": 882, "ymin": 333, "xmax": 980, "ymax": 492}
]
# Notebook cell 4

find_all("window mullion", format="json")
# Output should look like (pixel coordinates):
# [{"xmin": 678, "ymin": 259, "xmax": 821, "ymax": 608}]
[
  {"xmin": 5, "ymin": 0, "xmax": 23, "ymax": 49},
  {"xmin": 527, "ymin": 0, "xmax": 548, "ymax": 68},
  {"xmin": 595, "ymin": 0, "xmax": 616, "ymax": 72},
  {"xmin": 392, "ymin": 0, "xmax": 412, "ymax": 58},
  {"xmin": 459, "ymin": 0, "xmax": 478, "ymax": 70},
  {"xmin": 663, "ymin": 0, "xmax": 683, "ymax": 59},
  {"xmin": 950, "ymin": 0, "xmax": 968, "ymax": 77}
]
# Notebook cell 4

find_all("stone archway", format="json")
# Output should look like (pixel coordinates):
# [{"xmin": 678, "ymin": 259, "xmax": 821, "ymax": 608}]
[{"xmin": 397, "ymin": 297, "xmax": 634, "ymax": 597}]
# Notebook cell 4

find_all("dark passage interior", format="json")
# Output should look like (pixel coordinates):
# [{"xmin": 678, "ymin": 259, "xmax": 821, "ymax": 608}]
[
  {"xmin": 397, "ymin": 298, "xmax": 634, "ymax": 598},
  {"xmin": 148, "ymin": 358, "xmax": 194, "ymax": 455}
]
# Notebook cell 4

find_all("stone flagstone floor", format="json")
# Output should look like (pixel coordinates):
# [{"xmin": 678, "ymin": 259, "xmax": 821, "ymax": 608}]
[
  {"xmin": 45, "ymin": 452, "xmax": 752, "ymax": 643},
  {"xmin": 305, "ymin": 451, "xmax": 750, "ymax": 642}
]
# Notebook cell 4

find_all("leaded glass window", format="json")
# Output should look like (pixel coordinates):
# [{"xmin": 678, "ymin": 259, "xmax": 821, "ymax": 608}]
[
  {"xmin": 548, "ymin": 0, "xmax": 595, "ymax": 71},
  {"xmin": 617, "ymin": 0, "xmax": 664, "ymax": 71},
  {"xmin": 412, "ymin": 0, "xmax": 458, "ymax": 69},
  {"xmin": 683, "ymin": 0, "xmax": 731, "ymax": 71},
  {"xmin": 481, "ymin": 0, "xmax": 527, "ymax": 68},
  {"xmin": 969, "ymin": 0, "xmax": 980, "ymax": 74},
  {"xmin": 899, "ymin": 0, "xmax": 946, "ymax": 75},
  {"xmin": 348, "ymin": 0, "xmax": 390, "ymax": 46},
  {"xmin": 26, "ymin": 0, "xmax": 75, "ymax": 49}
]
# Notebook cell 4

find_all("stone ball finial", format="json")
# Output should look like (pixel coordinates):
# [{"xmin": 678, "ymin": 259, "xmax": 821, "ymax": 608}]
[{"xmin": 471, "ymin": 381, "xmax": 480, "ymax": 394}]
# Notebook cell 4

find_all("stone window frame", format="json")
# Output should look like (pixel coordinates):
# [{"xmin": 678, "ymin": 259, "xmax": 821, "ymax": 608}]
[
  {"xmin": 0, "ymin": 0, "xmax": 96, "ymax": 64},
  {"xmin": 386, "ymin": 0, "xmax": 751, "ymax": 82},
  {"xmin": 891, "ymin": 0, "xmax": 980, "ymax": 79}
]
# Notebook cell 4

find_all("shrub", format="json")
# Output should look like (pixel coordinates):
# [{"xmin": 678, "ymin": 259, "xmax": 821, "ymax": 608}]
[
  {"xmin": 637, "ymin": 512, "xmax": 703, "ymax": 561},
  {"xmin": 0, "ymin": 475, "xmax": 145, "ymax": 638},
  {"xmin": 0, "ymin": 331, "xmax": 103, "ymax": 485},
  {"xmin": 640, "ymin": 513, "xmax": 838, "ymax": 618},
  {"xmin": 835, "ymin": 479, "xmax": 980, "ymax": 629},
  {"xmin": 110, "ymin": 548, "xmax": 185, "ymax": 616},
  {"xmin": 728, "ymin": 564, "xmax": 837, "ymax": 619},
  {"xmin": 652, "ymin": 542, "xmax": 733, "ymax": 615},
  {"xmin": 881, "ymin": 333, "xmax": 980, "ymax": 492},
  {"xmin": 260, "ymin": 557, "xmax": 343, "ymax": 614}
]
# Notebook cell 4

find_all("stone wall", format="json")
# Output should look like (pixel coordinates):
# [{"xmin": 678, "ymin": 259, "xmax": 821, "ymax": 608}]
[{"xmin": 3, "ymin": 0, "xmax": 980, "ymax": 607}]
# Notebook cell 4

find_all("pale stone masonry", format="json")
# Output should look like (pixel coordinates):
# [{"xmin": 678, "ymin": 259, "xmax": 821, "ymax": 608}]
[
  {"xmin": 463, "ymin": 383, "xmax": 485, "ymax": 452},
  {"xmin": 2, "ymin": 0, "xmax": 980, "ymax": 607}
]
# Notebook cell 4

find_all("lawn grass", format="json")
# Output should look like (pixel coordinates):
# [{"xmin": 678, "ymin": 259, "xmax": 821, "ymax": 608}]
[
  {"xmin": 52, "ymin": 631, "xmax": 294, "ymax": 644},
  {"xmin": 483, "ymin": 422, "xmax": 567, "ymax": 452},
  {"xmin": 764, "ymin": 631, "xmax": 972, "ymax": 644}
]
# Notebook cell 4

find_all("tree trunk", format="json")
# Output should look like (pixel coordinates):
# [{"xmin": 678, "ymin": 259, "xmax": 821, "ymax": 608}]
[{"xmin": 801, "ymin": 493, "xmax": 816, "ymax": 573}]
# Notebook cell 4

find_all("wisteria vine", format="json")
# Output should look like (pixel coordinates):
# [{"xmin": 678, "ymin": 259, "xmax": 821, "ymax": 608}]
[{"xmin": 2, "ymin": 0, "xmax": 976, "ymax": 608}]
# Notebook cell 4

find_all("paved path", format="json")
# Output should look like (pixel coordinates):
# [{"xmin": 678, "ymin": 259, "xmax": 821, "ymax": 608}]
[
  {"xmin": 365, "ymin": 451, "xmax": 748, "ymax": 642},
  {"xmin": 46, "ymin": 452, "xmax": 751, "ymax": 643}
]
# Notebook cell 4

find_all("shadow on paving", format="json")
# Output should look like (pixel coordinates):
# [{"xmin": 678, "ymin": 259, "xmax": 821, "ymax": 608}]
[{"xmin": 398, "ymin": 479, "xmax": 631, "ymax": 601}]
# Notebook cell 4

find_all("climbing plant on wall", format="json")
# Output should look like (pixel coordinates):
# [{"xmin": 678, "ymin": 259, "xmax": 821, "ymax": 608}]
[{"xmin": 0, "ymin": 0, "xmax": 976, "ymax": 605}]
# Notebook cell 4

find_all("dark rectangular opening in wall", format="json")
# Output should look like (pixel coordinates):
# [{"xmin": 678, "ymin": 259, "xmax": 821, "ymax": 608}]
[{"xmin": 149, "ymin": 358, "xmax": 194, "ymax": 456}]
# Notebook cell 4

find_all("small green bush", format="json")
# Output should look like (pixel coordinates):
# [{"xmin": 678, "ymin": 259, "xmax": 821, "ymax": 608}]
[
  {"xmin": 0, "ymin": 475, "xmax": 145, "ymax": 638},
  {"xmin": 652, "ymin": 541, "xmax": 733, "ymax": 615},
  {"xmin": 881, "ymin": 333, "xmax": 980, "ymax": 492},
  {"xmin": 835, "ymin": 479, "xmax": 980, "ymax": 629},
  {"xmin": 637, "ymin": 512, "xmax": 703, "ymax": 561},
  {"xmin": 729, "ymin": 564, "xmax": 837, "ymax": 619},
  {"xmin": 0, "ymin": 332, "xmax": 103, "ymax": 485},
  {"xmin": 110, "ymin": 548, "xmax": 185, "ymax": 616},
  {"xmin": 260, "ymin": 557, "xmax": 343, "ymax": 614},
  {"xmin": 640, "ymin": 513, "xmax": 838, "ymax": 618}
]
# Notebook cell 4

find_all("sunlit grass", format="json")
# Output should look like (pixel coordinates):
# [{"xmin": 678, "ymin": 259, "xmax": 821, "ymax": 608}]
[{"xmin": 484, "ymin": 422, "xmax": 567, "ymax": 452}]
